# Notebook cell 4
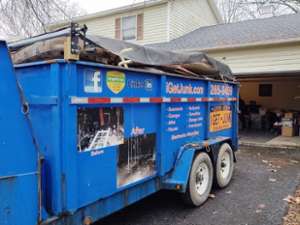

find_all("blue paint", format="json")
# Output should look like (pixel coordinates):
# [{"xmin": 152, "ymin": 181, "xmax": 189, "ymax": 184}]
[
  {"xmin": 0, "ymin": 41, "xmax": 39, "ymax": 225},
  {"xmin": 0, "ymin": 40, "xmax": 239, "ymax": 225},
  {"xmin": 162, "ymin": 136, "xmax": 231, "ymax": 192}
]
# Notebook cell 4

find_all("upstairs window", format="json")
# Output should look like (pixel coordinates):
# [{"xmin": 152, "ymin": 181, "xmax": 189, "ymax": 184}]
[
  {"xmin": 122, "ymin": 15, "xmax": 137, "ymax": 41},
  {"xmin": 115, "ymin": 14, "xmax": 143, "ymax": 41}
]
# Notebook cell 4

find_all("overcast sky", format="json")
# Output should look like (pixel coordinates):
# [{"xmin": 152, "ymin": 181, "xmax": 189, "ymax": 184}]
[{"xmin": 71, "ymin": 0, "xmax": 145, "ymax": 13}]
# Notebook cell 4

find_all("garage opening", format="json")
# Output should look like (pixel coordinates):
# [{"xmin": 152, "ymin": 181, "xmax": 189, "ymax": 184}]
[{"xmin": 237, "ymin": 73, "xmax": 300, "ymax": 148}]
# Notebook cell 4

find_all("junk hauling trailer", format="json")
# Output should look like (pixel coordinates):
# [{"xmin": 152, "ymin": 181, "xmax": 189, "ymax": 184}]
[{"xmin": 0, "ymin": 26, "xmax": 238, "ymax": 225}]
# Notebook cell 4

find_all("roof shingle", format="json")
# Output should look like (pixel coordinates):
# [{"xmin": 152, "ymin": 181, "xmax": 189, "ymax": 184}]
[{"xmin": 151, "ymin": 13, "xmax": 300, "ymax": 51}]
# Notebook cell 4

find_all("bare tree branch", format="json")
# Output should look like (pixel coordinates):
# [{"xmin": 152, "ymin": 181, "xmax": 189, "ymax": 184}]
[
  {"xmin": 243, "ymin": 0, "xmax": 299, "ymax": 13},
  {"xmin": 216, "ymin": 0, "xmax": 300, "ymax": 23},
  {"xmin": 0, "ymin": 0, "xmax": 85, "ymax": 39}
]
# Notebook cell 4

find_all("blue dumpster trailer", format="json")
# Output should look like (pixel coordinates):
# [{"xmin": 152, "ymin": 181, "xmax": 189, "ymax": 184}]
[{"xmin": 0, "ymin": 39, "xmax": 238, "ymax": 225}]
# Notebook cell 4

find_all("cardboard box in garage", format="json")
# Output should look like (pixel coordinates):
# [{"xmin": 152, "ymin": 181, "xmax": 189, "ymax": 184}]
[
  {"xmin": 281, "ymin": 118, "xmax": 295, "ymax": 137},
  {"xmin": 284, "ymin": 112, "xmax": 294, "ymax": 119},
  {"xmin": 282, "ymin": 126, "xmax": 295, "ymax": 137}
]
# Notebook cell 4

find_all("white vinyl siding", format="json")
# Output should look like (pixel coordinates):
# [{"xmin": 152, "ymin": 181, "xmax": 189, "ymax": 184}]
[
  {"xmin": 48, "ymin": 0, "xmax": 221, "ymax": 45},
  {"xmin": 80, "ymin": 16, "xmax": 117, "ymax": 39},
  {"xmin": 208, "ymin": 43, "xmax": 300, "ymax": 75},
  {"xmin": 78, "ymin": 3, "xmax": 168, "ymax": 45},
  {"xmin": 142, "ymin": 4, "xmax": 168, "ymax": 44},
  {"xmin": 169, "ymin": 0, "xmax": 218, "ymax": 40}
]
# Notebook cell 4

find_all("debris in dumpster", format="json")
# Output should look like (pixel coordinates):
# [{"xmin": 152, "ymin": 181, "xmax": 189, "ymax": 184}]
[{"xmin": 9, "ymin": 24, "xmax": 235, "ymax": 81}]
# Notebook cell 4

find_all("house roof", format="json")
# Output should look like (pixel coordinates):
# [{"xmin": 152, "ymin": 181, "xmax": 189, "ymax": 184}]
[
  {"xmin": 150, "ymin": 13, "xmax": 300, "ymax": 51},
  {"xmin": 49, "ymin": 0, "xmax": 222, "ymax": 30}
]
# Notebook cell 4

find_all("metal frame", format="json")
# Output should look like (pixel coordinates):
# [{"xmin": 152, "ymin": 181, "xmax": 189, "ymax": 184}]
[{"xmin": 8, "ymin": 23, "xmax": 87, "ymax": 54}]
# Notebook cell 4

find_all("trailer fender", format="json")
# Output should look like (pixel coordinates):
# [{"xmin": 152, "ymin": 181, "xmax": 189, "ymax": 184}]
[
  {"xmin": 162, "ymin": 147, "xmax": 196, "ymax": 193},
  {"xmin": 162, "ymin": 137, "xmax": 233, "ymax": 193}
]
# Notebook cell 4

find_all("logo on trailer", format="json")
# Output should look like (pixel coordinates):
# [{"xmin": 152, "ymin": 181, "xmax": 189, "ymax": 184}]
[
  {"xmin": 145, "ymin": 80, "xmax": 153, "ymax": 91},
  {"xmin": 127, "ymin": 79, "xmax": 153, "ymax": 91},
  {"xmin": 166, "ymin": 81, "xmax": 204, "ymax": 95},
  {"xmin": 106, "ymin": 71, "xmax": 126, "ymax": 94},
  {"xmin": 84, "ymin": 70, "xmax": 102, "ymax": 93}
]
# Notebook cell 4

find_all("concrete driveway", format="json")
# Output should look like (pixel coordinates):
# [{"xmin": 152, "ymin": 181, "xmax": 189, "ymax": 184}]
[{"xmin": 95, "ymin": 147, "xmax": 300, "ymax": 225}]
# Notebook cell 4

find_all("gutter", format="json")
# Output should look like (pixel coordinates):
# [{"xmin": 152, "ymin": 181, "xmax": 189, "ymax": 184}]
[{"xmin": 235, "ymin": 70, "xmax": 300, "ymax": 77}]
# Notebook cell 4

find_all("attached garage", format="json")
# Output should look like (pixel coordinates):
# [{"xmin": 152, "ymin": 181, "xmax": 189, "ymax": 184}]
[
  {"xmin": 153, "ymin": 13, "xmax": 300, "ymax": 147},
  {"xmin": 209, "ymin": 41, "xmax": 300, "ymax": 110},
  {"xmin": 208, "ymin": 39, "xmax": 300, "ymax": 147}
]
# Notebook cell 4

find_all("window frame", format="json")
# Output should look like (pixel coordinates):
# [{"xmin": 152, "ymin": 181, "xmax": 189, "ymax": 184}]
[
  {"xmin": 121, "ymin": 15, "xmax": 138, "ymax": 41},
  {"xmin": 258, "ymin": 83, "xmax": 273, "ymax": 97}
]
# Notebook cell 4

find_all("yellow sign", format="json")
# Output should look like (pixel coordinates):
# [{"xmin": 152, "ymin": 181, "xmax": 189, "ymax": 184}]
[
  {"xmin": 210, "ymin": 109, "xmax": 232, "ymax": 132},
  {"xmin": 106, "ymin": 71, "xmax": 126, "ymax": 94}
]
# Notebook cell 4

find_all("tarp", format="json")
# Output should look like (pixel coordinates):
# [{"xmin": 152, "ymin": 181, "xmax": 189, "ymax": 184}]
[
  {"xmin": 9, "ymin": 26, "xmax": 235, "ymax": 81},
  {"xmin": 86, "ymin": 35, "xmax": 234, "ymax": 80}
]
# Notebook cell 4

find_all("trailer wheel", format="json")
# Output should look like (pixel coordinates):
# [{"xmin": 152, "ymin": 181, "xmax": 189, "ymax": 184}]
[
  {"xmin": 215, "ymin": 143, "xmax": 234, "ymax": 188},
  {"xmin": 183, "ymin": 152, "xmax": 213, "ymax": 207}
]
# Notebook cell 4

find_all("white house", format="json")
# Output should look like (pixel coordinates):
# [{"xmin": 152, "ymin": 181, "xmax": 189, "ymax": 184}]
[{"xmin": 48, "ymin": 0, "xmax": 222, "ymax": 45}]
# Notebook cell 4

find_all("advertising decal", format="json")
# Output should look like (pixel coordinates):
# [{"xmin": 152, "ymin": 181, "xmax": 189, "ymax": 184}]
[
  {"xmin": 210, "ymin": 83, "xmax": 233, "ymax": 96},
  {"xmin": 84, "ymin": 70, "xmax": 102, "ymax": 93},
  {"xmin": 209, "ymin": 105, "xmax": 232, "ymax": 132},
  {"xmin": 106, "ymin": 71, "xmax": 126, "ymax": 94},
  {"xmin": 117, "ymin": 133, "xmax": 156, "ymax": 187},
  {"xmin": 77, "ymin": 107, "xmax": 124, "ymax": 152},
  {"xmin": 77, "ymin": 106, "xmax": 157, "ymax": 187}
]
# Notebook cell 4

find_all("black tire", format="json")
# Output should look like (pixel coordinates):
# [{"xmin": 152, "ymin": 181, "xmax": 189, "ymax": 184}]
[
  {"xmin": 183, "ymin": 152, "xmax": 213, "ymax": 207},
  {"xmin": 215, "ymin": 143, "xmax": 234, "ymax": 188}
]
